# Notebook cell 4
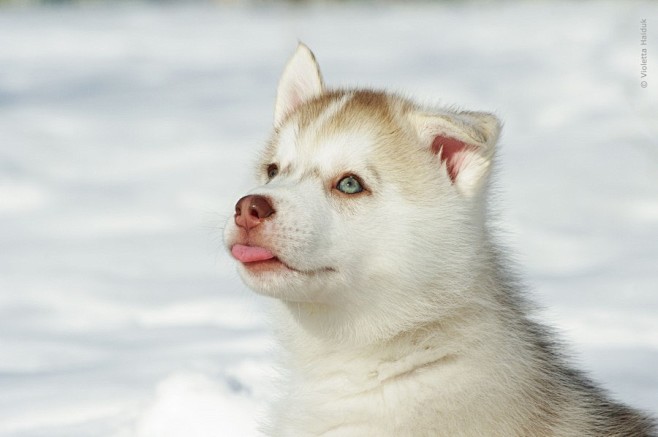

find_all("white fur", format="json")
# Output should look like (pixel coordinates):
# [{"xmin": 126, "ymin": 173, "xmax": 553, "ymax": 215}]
[
  {"xmin": 224, "ymin": 46, "xmax": 655, "ymax": 436},
  {"xmin": 274, "ymin": 43, "xmax": 324, "ymax": 127}
]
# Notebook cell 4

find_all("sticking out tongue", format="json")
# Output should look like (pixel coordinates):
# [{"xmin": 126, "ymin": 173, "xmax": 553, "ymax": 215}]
[{"xmin": 231, "ymin": 244, "xmax": 275, "ymax": 263}]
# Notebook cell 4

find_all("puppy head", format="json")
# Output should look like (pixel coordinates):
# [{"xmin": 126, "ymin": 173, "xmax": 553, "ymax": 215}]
[{"xmin": 224, "ymin": 44, "xmax": 501, "ymax": 343}]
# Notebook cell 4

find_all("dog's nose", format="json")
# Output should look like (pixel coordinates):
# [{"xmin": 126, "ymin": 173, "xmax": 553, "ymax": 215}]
[{"xmin": 234, "ymin": 195, "xmax": 275, "ymax": 230}]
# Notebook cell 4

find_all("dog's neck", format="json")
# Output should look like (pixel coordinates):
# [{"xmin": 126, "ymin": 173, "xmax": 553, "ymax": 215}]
[
  {"xmin": 269, "ymin": 237, "xmax": 528, "ymax": 385},
  {"xmin": 273, "ymin": 299, "xmax": 504, "ymax": 385},
  {"xmin": 266, "ymin": 263, "xmax": 548, "ymax": 437}
]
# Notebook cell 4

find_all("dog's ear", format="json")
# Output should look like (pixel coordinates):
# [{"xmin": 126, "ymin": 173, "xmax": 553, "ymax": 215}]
[
  {"xmin": 410, "ymin": 110, "xmax": 501, "ymax": 196},
  {"xmin": 274, "ymin": 43, "xmax": 325, "ymax": 127}
]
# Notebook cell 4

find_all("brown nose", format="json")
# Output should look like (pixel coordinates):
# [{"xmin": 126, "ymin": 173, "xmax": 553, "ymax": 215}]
[{"xmin": 234, "ymin": 195, "xmax": 275, "ymax": 230}]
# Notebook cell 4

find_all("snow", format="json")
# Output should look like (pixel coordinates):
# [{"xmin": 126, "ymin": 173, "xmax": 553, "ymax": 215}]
[{"xmin": 0, "ymin": 2, "xmax": 656, "ymax": 435}]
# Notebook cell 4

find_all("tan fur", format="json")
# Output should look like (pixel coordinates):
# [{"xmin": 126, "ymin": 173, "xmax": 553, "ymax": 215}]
[{"xmin": 225, "ymin": 44, "xmax": 656, "ymax": 436}]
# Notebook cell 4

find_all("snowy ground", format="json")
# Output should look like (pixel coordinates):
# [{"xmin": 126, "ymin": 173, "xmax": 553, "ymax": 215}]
[{"xmin": 0, "ymin": 2, "xmax": 657, "ymax": 436}]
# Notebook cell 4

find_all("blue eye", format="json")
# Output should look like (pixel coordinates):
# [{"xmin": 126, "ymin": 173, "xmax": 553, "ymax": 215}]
[{"xmin": 336, "ymin": 175, "xmax": 363, "ymax": 194}]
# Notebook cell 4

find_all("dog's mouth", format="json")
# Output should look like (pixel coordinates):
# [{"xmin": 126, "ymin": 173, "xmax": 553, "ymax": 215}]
[{"xmin": 230, "ymin": 243, "xmax": 334, "ymax": 275}]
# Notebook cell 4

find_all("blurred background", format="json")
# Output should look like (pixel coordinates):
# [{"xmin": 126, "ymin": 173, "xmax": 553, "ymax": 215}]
[{"xmin": 0, "ymin": 0, "xmax": 657, "ymax": 436}]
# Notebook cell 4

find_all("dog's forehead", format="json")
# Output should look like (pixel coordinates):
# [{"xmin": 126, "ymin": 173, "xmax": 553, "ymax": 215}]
[
  {"xmin": 276, "ymin": 123, "xmax": 376, "ymax": 173},
  {"xmin": 272, "ymin": 90, "xmax": 399, "ymax": 174}
]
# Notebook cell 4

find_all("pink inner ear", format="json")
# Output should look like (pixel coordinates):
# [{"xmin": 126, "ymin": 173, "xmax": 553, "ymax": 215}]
[{"xmin": 431, "ymin": 135, "xmax": 470, "ymax": 183}]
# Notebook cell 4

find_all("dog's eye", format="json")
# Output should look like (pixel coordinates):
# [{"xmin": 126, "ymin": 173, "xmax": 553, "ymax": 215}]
[
  {"xmin": 267, "ymin": 164, "xmax": 279, "ymax": 180},
  {"xmin": 336, "ymin": 175, "xmax": 363, "ymax": 194}
]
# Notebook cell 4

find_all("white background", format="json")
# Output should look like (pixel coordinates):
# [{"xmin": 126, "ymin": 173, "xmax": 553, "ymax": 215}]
[{"xmin": 0, "ymin": 2, "xmax": 657, "ymax": 435}]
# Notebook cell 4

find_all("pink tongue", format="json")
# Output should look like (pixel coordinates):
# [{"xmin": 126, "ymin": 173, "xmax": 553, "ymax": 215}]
[{"xmin": 231, "ymin": 244, "xmax": 275, "ymax": 263}]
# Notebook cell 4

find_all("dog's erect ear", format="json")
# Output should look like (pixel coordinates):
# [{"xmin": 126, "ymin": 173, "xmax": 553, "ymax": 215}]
[
  {"xmin": 410, "ymin": 110, "xmax": 501, "ymax": 196},
  {"xmin": 274, "ymin": 43, "xmax": 325, "ymax": 127}
]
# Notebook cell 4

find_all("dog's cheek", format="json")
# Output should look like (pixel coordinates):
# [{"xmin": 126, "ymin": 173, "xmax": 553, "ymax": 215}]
[
  {"xmin": 325, "ymin": 197, "xmax": 397, "ymax": 279},
  {"xmin": 276, "ymin": 184, "xmax": 336, "ymax": 268}
]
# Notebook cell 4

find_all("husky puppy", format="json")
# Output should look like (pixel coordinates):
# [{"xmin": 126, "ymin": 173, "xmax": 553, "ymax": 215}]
[{"xmin": 224, "ymin": 44, "xmax": 655, "ymax": 436}]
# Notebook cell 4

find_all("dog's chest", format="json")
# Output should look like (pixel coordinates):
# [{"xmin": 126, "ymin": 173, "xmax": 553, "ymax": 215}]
[{"xmin": 270, "ymin": 352, "xmax": 502, "ymax": 436}]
